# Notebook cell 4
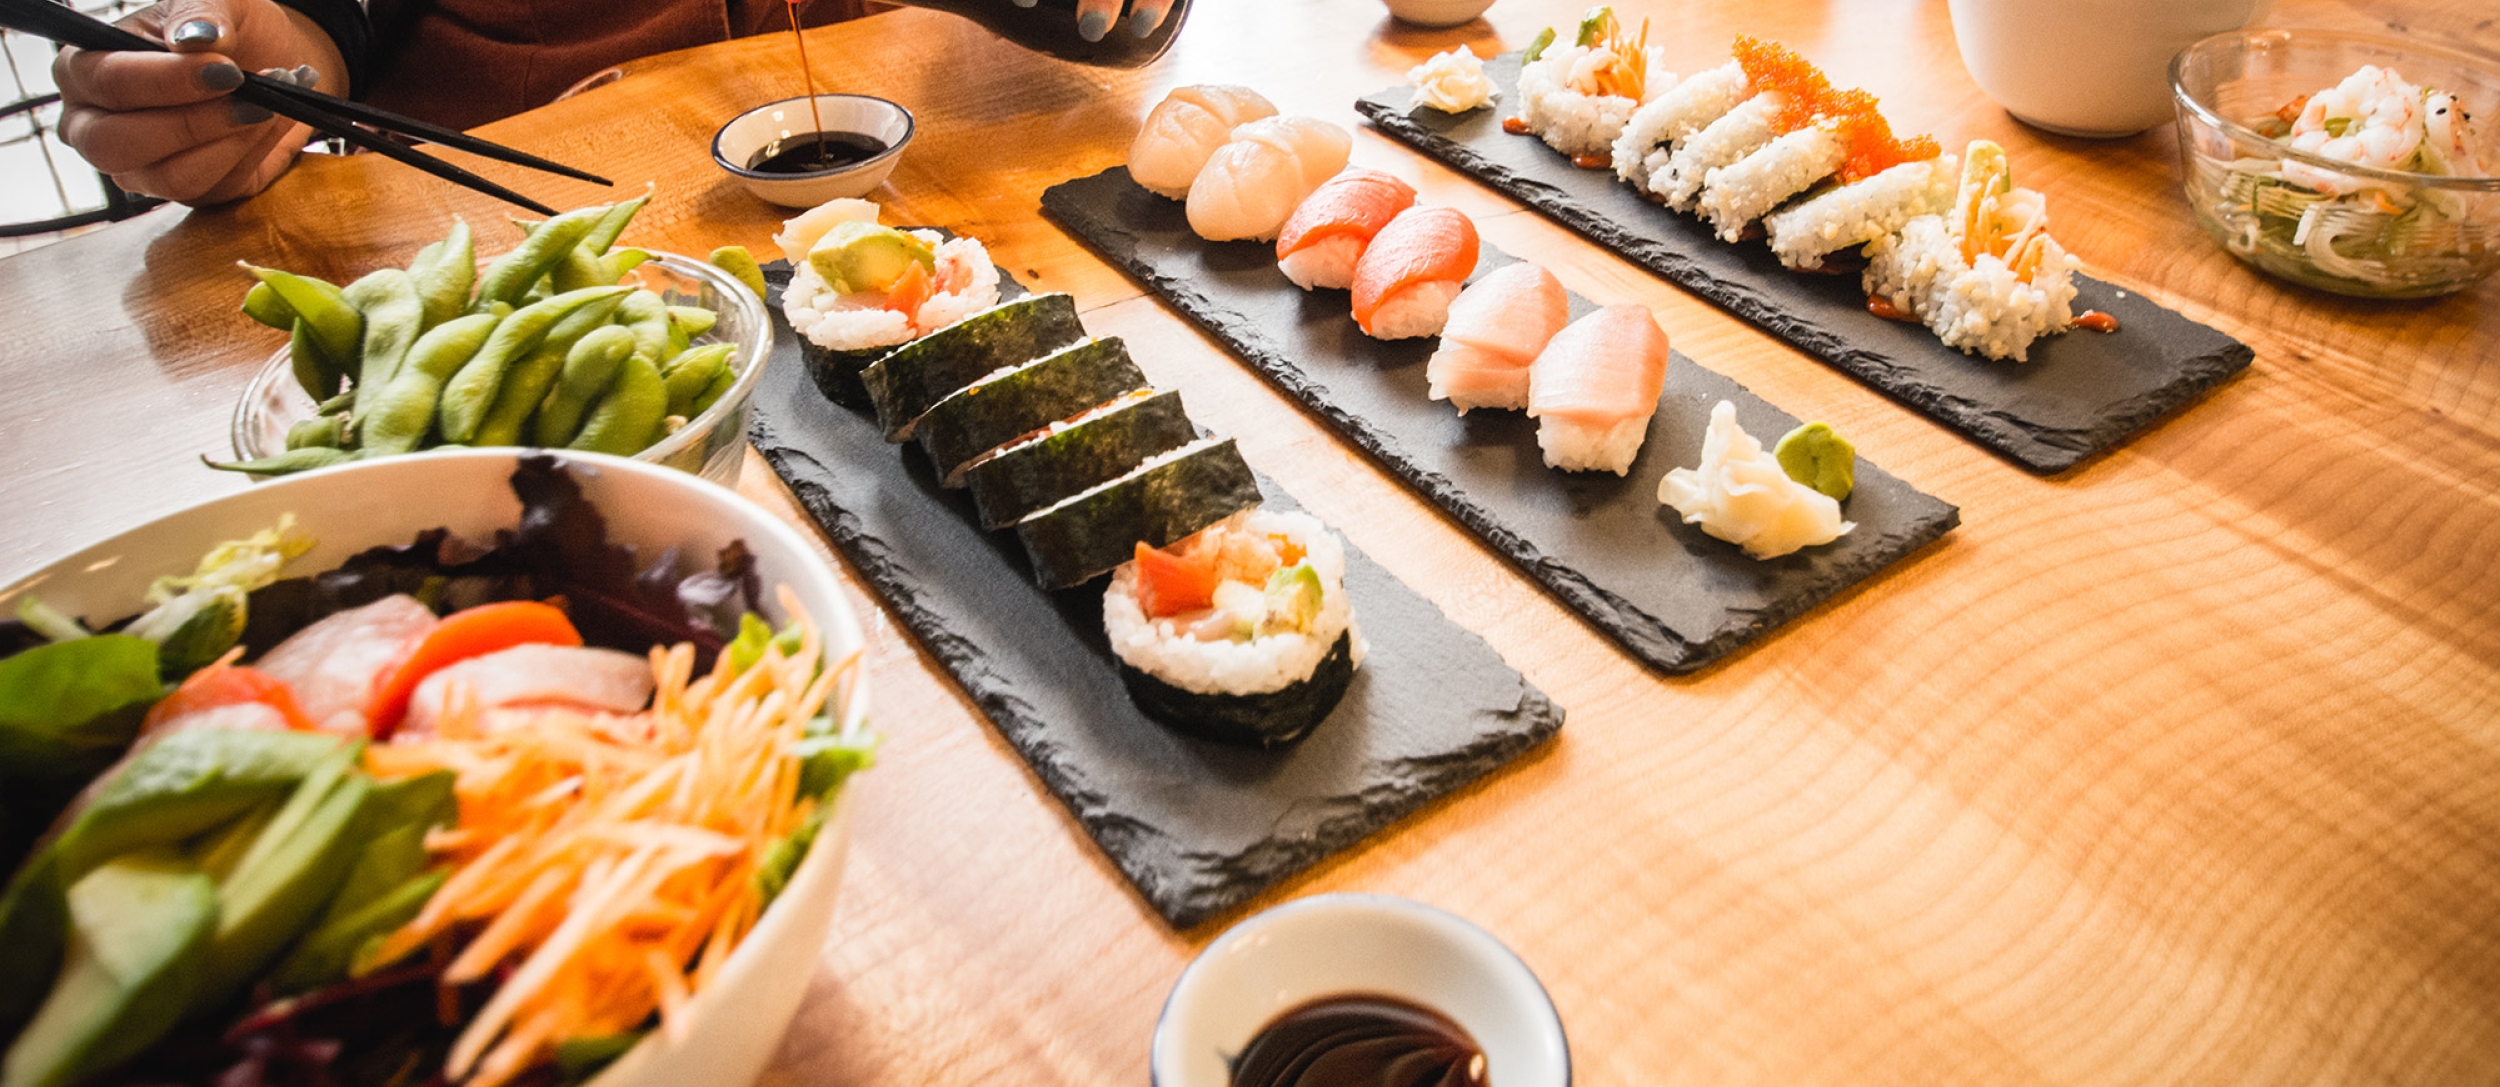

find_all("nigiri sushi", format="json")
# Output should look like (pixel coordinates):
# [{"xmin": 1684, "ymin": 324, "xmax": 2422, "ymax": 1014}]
[
  {"xmin": 1187, "ymin": 116, "xmax": 1353, "ymax": 243},
  {"xmin": 1350, "ymin": 206, "xmax": 1479, "ymax": 340},
  {"xmin": 1425, "ymin": 263, "xmax": 1569, "ymax": 412},
  {"xmin": 1275, "ymin": 169, "xmax": 1417, "ymax": 290},
  {"xmin": 1526, "ymin": 304, "xmax": 1671, "ymax": 474},
  {"xmin": 1128, "ymin": 85, "xmax": 1278, "ymax": 199}
]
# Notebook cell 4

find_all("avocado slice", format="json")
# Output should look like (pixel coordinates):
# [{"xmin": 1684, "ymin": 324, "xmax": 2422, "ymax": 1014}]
[
  {"xmin": 266, "ymin": 867, "xmax": 445, "ymax": 993},
  {"xmin": 1, "ymin": 851, "xmax": 216, "ymax": 1087},
  {"xmin": 806, "ymin": 221, "xmax": 935, "ymax": 296},
  {"xmin": 1260, "ymin": 564, "xmax": 1325, "ymax": 636},
  {"xmin": 260, "ymin": 770, "xmax": 457, "ymax": 994},
  {"xmin": 0, "ymin": 852, "xmax": 67, "ymax": 1035},
  {"xmin": 1574, "ymin": 5, "xmax": 1614, "ymax": 46},
  {"xmin": 53, "ymin": 729, "xmax": 352, "ymax": 879},
  {"xmin": 189, "ymin": 746, "xmax": 373, "ymax": 1016}
]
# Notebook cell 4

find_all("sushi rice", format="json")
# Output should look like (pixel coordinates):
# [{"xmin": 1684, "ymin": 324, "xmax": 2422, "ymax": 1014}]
[
  {"xmin": 1104, "ymin": 509, "xmax": 1363, "ymax": 699},
  {"xmin": 1865, "ymin": 214, "xmax": 2080, "ymax": 362},
  {"xmin": 1612, "ymin": 61, "xmax": 1747, "ymax": 189},
  {"xmin": 1517, "ymin": 44, "xmax": 1672, "ymax": 159},
  {"xmin": 1764, "ymin": 154, "xmax": 1957, "ymax": 270},
  {"xmin": 1695, "ymin": 122, "xmax": 1849, "ymax": 241},
  {"xmin": 781, "ymin": 230, "xmax": 1001, "ymax": 353},
  {"xmin": 1654, "ymin": 92, "xmax": 1784, "ymax": 209}
]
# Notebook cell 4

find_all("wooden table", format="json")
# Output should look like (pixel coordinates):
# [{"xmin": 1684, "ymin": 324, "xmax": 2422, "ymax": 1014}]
[{"xmin": 6, "ymin": 0, "xmax": 2497, "ymax": 1082}]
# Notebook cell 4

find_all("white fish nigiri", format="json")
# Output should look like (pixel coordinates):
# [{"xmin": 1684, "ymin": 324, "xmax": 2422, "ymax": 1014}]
[
  {"xmin": 1186, "ymin": 116, "xmax": 1352, "ymax": 243},
  {"xmin": 1526, "ymin": 304, "xmax": 1671, "ymax": 474},
  {"xmin": 1658, "ymin": 400, "xmax": 1852, "ymax": 559},
  {"xmin": 1426, "ymin": 263, "xmax": 1569, "ymax": 412},
  {"xmin": 1128, "ymin": 85, "xmax": 1279, "ymax": 199}
]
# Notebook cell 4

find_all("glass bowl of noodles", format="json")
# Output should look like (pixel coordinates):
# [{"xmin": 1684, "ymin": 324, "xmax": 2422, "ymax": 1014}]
[{"xmin": 2170, "ymin": 28, "xmax": 2500, "ymax": 298}]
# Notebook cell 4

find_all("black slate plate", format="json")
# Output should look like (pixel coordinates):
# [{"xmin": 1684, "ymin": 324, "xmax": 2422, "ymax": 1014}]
[
  {"xmin": 749, "ymin": 263, "xmax": 1563, "ymax": 929},
  {"xmin": 1041, "ymin": 169, "xmax": 1959, "ymax": 674},
  {"xmin": 1354, "ymin": 52, "xmax": 2254, "ymax": 474}
]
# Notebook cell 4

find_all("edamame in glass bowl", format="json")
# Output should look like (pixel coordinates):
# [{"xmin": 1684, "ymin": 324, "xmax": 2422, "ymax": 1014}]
[
  {"xmin": 2170, "ymin": 29, "xmax": 2500, "ymax": 299},
  {"xmin": 233, "ymin": 251, "xmax": 773, "ymax": 484}
]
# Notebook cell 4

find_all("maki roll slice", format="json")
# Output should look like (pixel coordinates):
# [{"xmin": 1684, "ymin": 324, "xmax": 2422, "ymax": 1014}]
[
  {"xmin": 1012, "ymin": 437, "xmax": 1261, "ymax": 590},
  {"xmin": 912, "ymin": 338, "xmax": 1150, "ymax": 486},
  {"xmin": 774, "ymin": 198, "xmax": 1001, "ymax": 408},
  {"xmin": 1105, "ymin": 509, "xmax": 1363, "ymax": 747},
  {"xmin": 964, "ymin": 389, "xmax": 1199, "ymax": 530},
  {"xmin": 861, "ymin": 293, "xmax": 1085, "ymax": 441}
]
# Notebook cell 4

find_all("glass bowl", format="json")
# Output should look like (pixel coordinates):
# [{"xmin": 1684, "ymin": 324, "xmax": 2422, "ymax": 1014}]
[
  {"xmin": 2170, "ymin": 29, "xmax": 2500, "ymax": 299},
  {"xmin": 232, "ymin": 251, "xmax": 774, "ymax": 483}
]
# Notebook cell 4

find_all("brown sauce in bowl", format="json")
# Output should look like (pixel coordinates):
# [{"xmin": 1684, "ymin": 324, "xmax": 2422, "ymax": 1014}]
[
  {"xmin": 746, "ymin": 131, "xmax": 889, "ymax": 174},
  {"xmin": 1230, "ymin": 993, "xmax": 1490, "ymax": 1087}
]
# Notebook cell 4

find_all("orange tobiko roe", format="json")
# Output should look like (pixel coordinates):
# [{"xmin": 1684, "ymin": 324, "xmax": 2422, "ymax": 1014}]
[{"xmin": 1730, "ymin": 36, "xmax": 1941, "ymax": 183}]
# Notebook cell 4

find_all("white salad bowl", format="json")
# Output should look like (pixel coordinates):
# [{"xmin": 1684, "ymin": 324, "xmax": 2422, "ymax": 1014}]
[
  {"xmin": 0, "ymin": 448, "xmax": 867, "ymax": 1087},
  {"xmin": 713, "ymin": 94, "xmax": 915, "ymax": 208},
  {"xmin": 1152, "ymin": 893, "xmax": 1570, "ymax": 1087}
]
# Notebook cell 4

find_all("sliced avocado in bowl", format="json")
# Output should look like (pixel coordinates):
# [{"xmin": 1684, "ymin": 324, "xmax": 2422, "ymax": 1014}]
[{"xmin": 1, "ymin": 851, "xmax": 217, "ymax": 1087}]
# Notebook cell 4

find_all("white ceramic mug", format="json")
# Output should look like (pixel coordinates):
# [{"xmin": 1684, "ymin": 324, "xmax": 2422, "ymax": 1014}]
[{"xmin": 1947, "ymin": 0, "xmax": 2273, "ymax": 137}]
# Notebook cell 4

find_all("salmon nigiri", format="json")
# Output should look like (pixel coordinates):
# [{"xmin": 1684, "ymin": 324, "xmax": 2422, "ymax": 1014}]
[
  {"xmin": 1349, "ymin": 206, "xmax": 1479, "ymax": 340},
  {"xmin": 1275, "ymin": 169, "xmax": 1418, "ymax": 290},
  {"xmin": 1526, "ymin": 304, "xmax": 1672, "ymax": 474},
  {"xmin": 1186, "ymin": 116, "xmax": 1353, "ymax": 243},
  {"xmin": 1129, "ymin": 85, "xmax": 1278, "ymax": 199},
  {"xmin": 1425, "ymin": 262, "xmax": 1570, "ymax": 412}
]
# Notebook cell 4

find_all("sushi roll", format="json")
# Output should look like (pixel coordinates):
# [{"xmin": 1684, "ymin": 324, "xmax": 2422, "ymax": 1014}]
[
  {"xmin": 774, "ymin": 198, "xmax": 1001, "ymax": 407},
  {"xmin": 1349, "ymin": 206, "xmax": 1480, "ymax": 340},
  {"xmin": 1511, "ymin": 7, "xmax": 1668, "ymax": 163},
  {"xmin": 1275, "ymin": 169, "xmax": 1418, "ymax": 291},
  {"xmin": 1186, "ymin": 116, "xmax": 1353, "ymax": 243},
  {"xmin": 1763, "ymin": 154, "xmax": 1956, "ymax": 271},
  {"xmin": 1694, "ymin": 119, "xmax": 1850, "ymax": 241},
  {"xmin": 1653, "ymin": 93, "xmax": 1784, "ymax": 211},
  {"xmin": 1526, "ymin": 304, "xmax": 1672, "ymax": 475},
  {"xmin": 1425, "ymin": 262, "xmax": 1569, "ymax": 413},
  {"xmin": 1012, "ymin": 437, "xmax": 1263, "ymax": 590},
  {"xmin": 1863, "ymin": 141, "xmax": 2079, "ymax": 362},
  {"xmin": 1104, "ymin": 509, "xmax": 1363, "ymax": 747},
  {"xmin": 861, "ymin": 292, "xmax": 1085, "ymax": 440},
  {"xmin": 1128, "ymin": 85, "xmax": 1279, "ymax": 200},
  {"xmin": 1611, "ymin": 61, "xmax": 1747, "ymax": 190},
  {"xmin": 965, "ymin": 389, "xmax": 1199, "ymax": 530},
  {"xmin": 912, "ymin": 337, "xmax": 1149, "ymax": 486}
]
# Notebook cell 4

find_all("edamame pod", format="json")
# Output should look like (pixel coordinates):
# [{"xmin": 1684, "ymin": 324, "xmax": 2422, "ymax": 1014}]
[
  {"xmin": 580, "ymin": 192, "xmax": 649, "ymax": 255},
  {"xmin": 708, "ymin": 246, "xmax": 769, "ymax": 300},
  {"xmin": 600, "ymin": 248, "xmax": 652, "ymax": 283},
  {"xmin": 409, "ymin": 219, "xmax": 475, "ymax": 328},
  {"xmin": 661, "ymin": 343, "xmax": 734, "ymax": 418},
  {"xmin": 362, "ymin": 312, "xmax": 500, "ymax": 455},
  {"xmin": 438, "ymin": 286, "xmax": 631, "ymax": 443},
  {"xmin": 568, "ymin": 353, "xmax": 667, "ymax": 456},
  {"xmin": 288, "ymin": 319, "xmax": 344, "ymax": 401},
  {"xmin": 205, "ymin": 447, "xmax": 359, "ymax": 475},
  {"xmin": 285, "ymin": 415, "xmax": 345, "ymax": 450},
  {"xmin": 618, "ymin": 290, "xmax": 672, "ymax": 363},
  {"xmin": 666, "ymin": 306, "xmax": 718, "ymax": 337},
  {"xmin": 473, "ymin": 205, "xmax": 607, "ymax": 309},
  {"xmin": 314, "ymin": 389, "xmax": 357, "ymax": 416},
  {"xmin": 245, "ymin": 264, "xmax": 361, "ymax": 367},
  {"xmin": 472, "ymin": 344, "xmax": 567, "ymax": 448},
  {"xmin": 344, "ymin": 269, "xmax": 424, "ymax": 396},
  {"xmin": 535, "ymin": 325, "xmax": 637, "ymax": 447},
  {"xmin": 690, "ymin": 363, "xmax": 738, "ymax": 417},
  {"xmin": 241, "ymin": 282, "xmax": 295, "ymax": 330},
  {"xmin": 549, "ymin": 244, "xmax": 607, "ymax": 294}
]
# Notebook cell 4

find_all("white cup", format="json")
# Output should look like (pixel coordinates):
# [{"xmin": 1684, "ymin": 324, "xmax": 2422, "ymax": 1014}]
[{"xmin": 1947, "ymin": 0, "xmax": 2273, "ymax": 137}]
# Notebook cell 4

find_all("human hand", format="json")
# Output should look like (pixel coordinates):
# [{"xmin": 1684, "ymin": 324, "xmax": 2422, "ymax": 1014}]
[
  {"xmin": 53, "ymin": 0, "xmax": 348, "ymax": 205},
  {"xmin": 1024, "ymin": 0, "xmax": 1172, "ymax": 44}
]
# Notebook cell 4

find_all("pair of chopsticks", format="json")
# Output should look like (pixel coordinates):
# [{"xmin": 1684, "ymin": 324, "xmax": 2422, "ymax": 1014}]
[{"xmin": 2, "ymin": 0, "xmax": 608, "ymax": 214}]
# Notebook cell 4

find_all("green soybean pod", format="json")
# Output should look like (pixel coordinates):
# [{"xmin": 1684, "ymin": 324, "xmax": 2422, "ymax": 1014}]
[
  {"xmin": 362, "ymin": 312, "xmax": 501, "ymax": 455},
  {"xmin": 708, "ymin": 246, "xmax": 769, "ymax": 300},
  {"xmin": 205, "ymin": 447, "xmax": 358, "ymax": 475},
  {"xmin": 472, "ymin": 344, "xmax": 567, "ymax": 448},
  {"xmin": 568, "ymin": 353, "xmax": 667, "ymax": 456},
  {"xmin": 600, "ymin": 248, "xmax": 652, "ymax": 284},
  {"xmin": 665, "ymin": 306, "xmax": 718, "ymax": 337},
  {"xmin": 344, "ymin": 269, "xmax": 424, "ymax": 397},
  {"xmin": 241, "ymin": 264, "xmax": 361, "ymax": 364},
  {"xmin": 535, "ymin": 326, "xmax": 637, "ymax": 447},
  {"xmin": 285, "ymin": 414, "xmax": 345, "ymax": 450},
  {"xmin": 617, "ymin": 290, "xmax": 672, "ymax": 363},
  {"xmin": 689, "ymin": 362, "xmax": 738, "ymax": 417},
  {"xmin": 409, "ymin": 219, "xmax": 476, "ymax": 328},
  {"xmin": 580, "ymin": 191, "xmax": 649, "ymax": 255},
  {"xmin": 288, "ymin": 318, "xmax": 344, "ymax": 401},
  {"xmin": 313, "ymin": 389, "xmax": 357, "ymax": 416},
  {"xmin": 549, "ymin": 243, "xmax": 607, "ymax": 294},
  {"xmin": 473, "ymin": 204, "xmax": 607, "ymax": 309},
  {"xmin": 661, "ymin": 343, "xmax": 734, "ymax": 418},
  {"xmin": 241, "ymin": 281, "xmax": 296, "ymax": 330},
  {"xmin": 438, "ymin": 286, "xmax": 632, "ymax": 443}
]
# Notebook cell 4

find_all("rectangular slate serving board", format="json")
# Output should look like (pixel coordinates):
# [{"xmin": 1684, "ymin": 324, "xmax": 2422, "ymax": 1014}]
[
  {"xmin": 749, "ymin": 264, "xmax": 1563, "ymax": 929},
  {"xmin": 1354, "ymin": 52, "xmax": 2255, "ymax": 474},
  {"xmin": 1042, "ymin": 168, "xmax": 1959, "ymax": 674}
]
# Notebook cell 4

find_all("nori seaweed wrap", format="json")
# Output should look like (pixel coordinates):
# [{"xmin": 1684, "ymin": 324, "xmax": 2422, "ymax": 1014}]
[
  {"xmin": 1011, "ymin": 437, "xmax": 1261, "ymax": 589},
  {"xmin": 913, "ymin": 338, "xmax": 1149, "ymax": 486},
  {"xmin": 860, "ymin": 292, "xmax": 1084, "ymax": 441},
  {"xmin": 964, "ymin": 389, "xmax": 1199, "ymax": 530}
]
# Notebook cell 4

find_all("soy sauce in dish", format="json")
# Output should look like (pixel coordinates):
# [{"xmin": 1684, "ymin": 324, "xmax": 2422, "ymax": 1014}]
[
  {"xmin": 746, "ymin": 131, "xmax": 888, "ymax": 174},
  {"xmin": 1230, "ymin": 993, "xmax": 1490, "ymax": 1087}
]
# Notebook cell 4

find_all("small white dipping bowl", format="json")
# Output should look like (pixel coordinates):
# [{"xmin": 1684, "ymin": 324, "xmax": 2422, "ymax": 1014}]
[
  {"xmin": 713, "ymin": 93, "xmax": 914, "ymax": 208},
  {"xmin": 1382, "ymin": 0, "xmax": 1496, "ymax": 29},
  {"xmin": 1152, "ymin": 894, "xmax": 1570, "ymax": 1087}
]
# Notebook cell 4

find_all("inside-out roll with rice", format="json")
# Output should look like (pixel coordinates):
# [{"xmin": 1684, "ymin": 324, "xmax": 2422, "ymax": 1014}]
[
  {"xmin": 1612, "ymin": 61, "xmax": 1747, "ymax": 191},
  {"xmin": 1510, "ymin": 7, "xmax": 1669, "ymax": 162},
  {"xmin": 1105, "ymin": 509, "xmax": 1363, "ymax": 747},
  {"xmin": 1863, "ymin": 140, "xmax": 2080, "ymax": 362},
  {"xmin": 775, "ymin": 197, "xmax": 1001, "ymax": 405}
]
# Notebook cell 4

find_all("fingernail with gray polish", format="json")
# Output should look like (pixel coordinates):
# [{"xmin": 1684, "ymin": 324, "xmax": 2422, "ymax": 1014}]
[
  {"xmin": 171, "ymin": 19, "xmax": 219, "ymax": 45},
  {"xmin": 230, "ymin": 99, "xmax": 273, "ymax": 125},
  {"xmin": 1078, "ymin": 10, "xmax": 1109, "ymax": 41},
  {"xmin": 1010, "ymin": 0, "xmax": 1036, "ymax": 7},
  {"xmin": 1129, "ymin": 8, "xmax": 1159, "ymax": 36},
  {"xmin": 198, "ymin": 62, "xmax": 244, "ymax": 91},
  {"xmin": 292, "ymin": 64, "xmax": 319, "ymax": 88}
]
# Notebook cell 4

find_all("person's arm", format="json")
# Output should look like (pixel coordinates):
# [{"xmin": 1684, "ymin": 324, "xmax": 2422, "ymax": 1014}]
[{"xmin": 53, "ymin": 0, "xmax": 352, "ymax": 206}]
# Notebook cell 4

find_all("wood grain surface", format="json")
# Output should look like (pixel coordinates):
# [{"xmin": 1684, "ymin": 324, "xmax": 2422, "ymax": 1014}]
[{"xmin": 3, "ymin": 1, "xmax": 2497, "ymax": 1084}]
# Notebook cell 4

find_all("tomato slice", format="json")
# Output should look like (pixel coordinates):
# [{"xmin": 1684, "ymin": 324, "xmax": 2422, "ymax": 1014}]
[
  {"xmin": 142, "ymin": 657, "xmax": 319, "ymax": 734},
  {"xmin": 366, "ymin": 601, "xmax": 582, "ymax": 739},
  {"xmin": 1131, "ymin": 541, "xmax": 1223, "ymax": 619}
]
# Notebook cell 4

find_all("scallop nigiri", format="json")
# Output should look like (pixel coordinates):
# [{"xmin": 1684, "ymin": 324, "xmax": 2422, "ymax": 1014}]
[
  {"xmin": 1526, "ymin": 304, "xmax": 1671, "ymax": 474},
  {"xmin": 1349, "ymin": 206, "xmax": 1479, "ymax": 340},
  {"xmin": 1425, "ymin": 263, "xmax": 1570, "ymax": 412},
  {"xmin": 1186, "ymin": 116, "xmax": 1352, "ymax": 243},
  {"xmin": 1275, "ymin": 169, "xmax": 1417, "ymax": 290},
  {"xmin": 1128, "ymin": 85, "xmax": 1278, "ymax": 199}
]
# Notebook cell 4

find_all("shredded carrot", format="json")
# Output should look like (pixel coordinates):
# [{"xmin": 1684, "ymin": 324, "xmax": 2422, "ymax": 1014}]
[{"xmin": 361, "ymin": 591, "xmax": 863, "ymax": 1087}]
